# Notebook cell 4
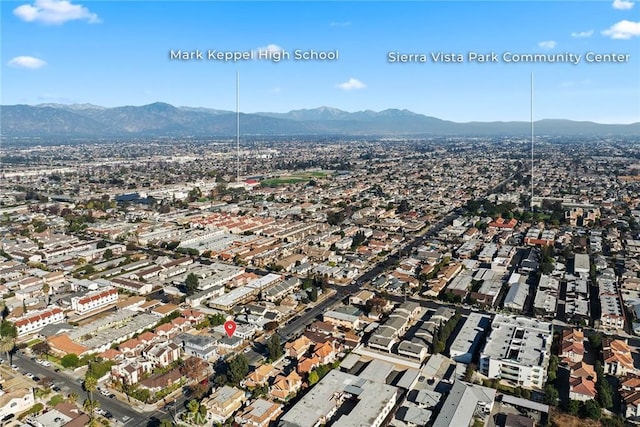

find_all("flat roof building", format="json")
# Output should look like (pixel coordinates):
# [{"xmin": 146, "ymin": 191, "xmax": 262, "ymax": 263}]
[
  {"xmin": 432, "ymin": 381, "xmax": 496, "ymax": 427},
  {"xmin": 278, "ymin": 370, "xmax": 398, "ymax": 427},
  {"xmin": 574, "ymin": 254, "xmax": 590, "ymax": 275},
  {"xmin": 479, "ymin": 315, "xmax": 553, "ymax": 389},
  {"xmin": 449, "ymin": 313, "xmax": 491, "ymax": 364}
]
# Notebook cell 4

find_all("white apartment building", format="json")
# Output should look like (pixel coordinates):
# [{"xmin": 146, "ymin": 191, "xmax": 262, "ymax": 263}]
[
  {"xmin": 71, "ymin": 287, "xmax": 118, "ymax": 314},
  {"xmin": 14, "ymin": 306, "xmax": 65, "ymax": 336},
  {"xmin": 479, "ymin": 315, "xmax": 553, "ymax": 389}
]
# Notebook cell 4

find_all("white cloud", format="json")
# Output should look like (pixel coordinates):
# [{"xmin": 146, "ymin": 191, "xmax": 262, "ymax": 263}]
[
  {"xmin": 337, "ymin": 78, "xmax": 366, "ymax": 91},
  {"xmin": 613, "ymin": 0, "xmax": 634, "ymax": 10},
  {"xmin": 13, "ymin": 0, "xmax": 100, "ymax": 25},
  {"xmin": 560, "ymin": 79, "xmax": 592, "ymax": 88},
  {"xmin": 253, "ymin": 44, "xmax": 287, "ymax": 60},
  {"xmin": 538, "ymin": 40, "xmax": 557, "ymax": 49},
  {"xmin": 256, "ymin": 44, "xmax": 284, "ymax": 54},
  {"xmin": 602, "ymin": 20, "xmax": 640, "ymax": 38},
  {"xmin": 8, "ymin": 56, "xmax": 47, "ymax": 69},
  {"xmin": 571, "ymin": 30, "xmax": 594, "ymax": 38},
  {"xmin": 330, "ymin": 21, "xmax": 351, "ymax": 27}
]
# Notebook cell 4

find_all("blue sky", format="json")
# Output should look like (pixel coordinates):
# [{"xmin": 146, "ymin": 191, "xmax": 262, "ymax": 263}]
[{"xmin": 2, "ymin": 0, "xmax": 639, "ymax": 123}]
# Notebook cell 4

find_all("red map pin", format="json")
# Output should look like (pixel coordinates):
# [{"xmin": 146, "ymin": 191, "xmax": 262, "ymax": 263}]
[{"xmin": 224, "ymin": 320, "xmax": 237, "ymax": 338}]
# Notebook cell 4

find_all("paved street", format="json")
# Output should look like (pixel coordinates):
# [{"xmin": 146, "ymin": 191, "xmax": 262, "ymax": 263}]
[
  {"xmin": 257, "ymin": 168, "xmax": 521, "ymax": 354},
  {"xmin": 8, "ymin": 169, "xmax": 522, "ymax": 425},
  {"xmin": 12, "ymin": 352, "xmax": 180, "ymax": 426}
]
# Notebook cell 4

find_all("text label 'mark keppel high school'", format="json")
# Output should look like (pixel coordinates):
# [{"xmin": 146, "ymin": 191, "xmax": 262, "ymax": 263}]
[{"xmin": 169, "ymin": 49, "xmax": 339, "ymax": 62}]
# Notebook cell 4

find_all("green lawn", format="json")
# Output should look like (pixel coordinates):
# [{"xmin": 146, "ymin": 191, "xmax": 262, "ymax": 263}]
[
  {"xmin": 261, "ymin": 177, "xmax": 309, "ymax": 186},
  {"xmin": 261, "ymin": 171, "xmax": 329, "ymax": 187}
]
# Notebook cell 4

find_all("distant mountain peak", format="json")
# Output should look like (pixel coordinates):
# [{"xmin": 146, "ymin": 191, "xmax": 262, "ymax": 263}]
[
  {"xmin": 1, "ymin": 102, "xmax": 638, "ymax": 138},
  {"xmin": 36, "ymin": 102, "xmax": 106, "ymax": 110}
]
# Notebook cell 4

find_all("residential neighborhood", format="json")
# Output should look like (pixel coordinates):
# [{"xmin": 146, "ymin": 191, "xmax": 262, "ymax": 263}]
[{"xmin": 1, "ymin": 135, "xmax": 639, "ymax": 427}]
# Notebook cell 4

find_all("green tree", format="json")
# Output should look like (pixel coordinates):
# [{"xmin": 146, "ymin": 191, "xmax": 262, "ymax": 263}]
[
  {"xmin": 582, "ymin": 400, "xmax": 601, "ymax": 420},
  {"xmin": 463, "ymin": 364, "xmax": 476, "ymax": 382},
  {"xmin": 308, "ymin": 370, "xmax": 320, "ymax": 385},
  {"xmin": 131, "ymin": 387, "xmax": 151, "ymax": 403},
  {"xmin": 198, "ymin": 404, "xmax": 207, "ymax": 418},
  {"xmin": 227, "ymin": 354, "xmax": 249, "ymax": 385},
  {"xmin": 47, "ymin": 394, "xmax": 65, "ymax": 407},
  {"xmin": 543, "ymin": 385, "xmax": 559, "ymax": 406},
  {"xmin": 596, "ymin": 375, "xmax": 613, "ymax": 409},
  {"xmin": 0, "ymin": 336, "xmax": 14, "ymax": 364},
  {"xmin": 208, "ymin": 313, "xmax": 226, "ymax": 326},
  {"xmin": 67, "ymin": 392, "xmax": 79, "ymax": 404},
  {"xmin": 266, "ymin": 334, "xmax": 283, "ymax": 361},
  {"xmin": 103, "ymin": 248, "xmax": 113, "ymax": 260},
  {"xmin": 187, "ymin": 399, "xmax": 200, "ymax": 413},
  {"xmin": 61, "ymin": 354, "xmax": 80, "ymax": 368},
  {"xmin": 309, "ymin": 286, "xmax": 318, "ymax": 302},
  {"xmin": 33, "ymin": 341, "xmax": 51, "ymax": 359},
  {"xmin": 159, "ymin": 420, "xmax": 175, "ymax": 427},
  {"xmin": 567, "ymin": 399, "xmax": 581, "ymax": 415},
  {"xmin": 547, "ymin": 355, "xmax": 559, "ymax": 382},
  {"xmin": 189, "ymin": 382, "xmax": 209, "ymax": 400},
  {"xmin": 185, "ymin": 273, "xmax": 199, "ymax": 295},
  {"xmin": 83, "ymin": 398, "xmax": 100, "ymax": 422},
  {"xmin": 589, "ymin": 333, "xmax": 602, "ymax": 351},
  {"xmin": 84, "ymin": 375, "xmax": 98, "ymax": 403}
]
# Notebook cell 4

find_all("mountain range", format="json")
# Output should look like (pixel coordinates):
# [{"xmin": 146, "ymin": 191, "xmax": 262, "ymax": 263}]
[{"xmin": 1, "ymin": 102, "xmax": 638, "ymax": 138}]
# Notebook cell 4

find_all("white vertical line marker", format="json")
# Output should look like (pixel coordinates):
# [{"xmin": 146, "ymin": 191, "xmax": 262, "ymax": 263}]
[
  {"xmin": 531, "ymin": 72, "xmax": 534, "ymax": 212},
  {"xmin": 236, "ymin": 70, "xmax": 240, "ymax": 182}
]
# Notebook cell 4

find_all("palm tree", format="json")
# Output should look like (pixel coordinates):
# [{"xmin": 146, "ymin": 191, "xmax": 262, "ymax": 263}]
[
  {"xmin": 83, "ymin": 375, "xmax": 98, "ymax": 402},
  {"xmin": 82, "ymin": 398, "xmax": 100, "ymax": 421},
  {"xmin": 42, "ymin": 282, "xmax": 50, "ymax": 305},
  {"xmin": 83, "ymin": 375, "xmax": 98, "ymax": 420},
  {"xmin": 0, "ymin": 336, "xmax": 14, "ymax": 364},
  {"xmin": 67, "ymin": 392, "xmax": 79, "ymax": 404}
]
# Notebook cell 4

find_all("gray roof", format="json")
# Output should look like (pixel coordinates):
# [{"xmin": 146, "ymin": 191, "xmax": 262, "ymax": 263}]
[
  {"xmin": 278, "ymin": 370, "xmax": 398, "ymax": 427},
  {"xmin": 386, "ymin": 316, "xmax": 408, "ymax": 332},
  {"xmin": 504, "ymin": 281, "xmax": 528, "ymax": 310},
  {"xmin": 409, "ymin": 389, "xmax": 442, "ymax": 408},
  {"xmin": 395, "ymin": 404, "xmax": 433, "ymax": 425},
  {"xmin": 432, "ymin": 381, "xmax": 496, "ymax": 427},
  {"xmin": 39, "ymin": 323, "xmax": 73, "ymax": 337},
  {"xmin": 449, "ymin": 313, "xmax": 491, "ymax": 360},
  {"xmin": 481, "ymin": 315, "xmax": 553, "ymax": 367},
  {"xmin": 395, "ymin": 368, "xmax": 421, "ymax": 390},
  {"xmin": 359, "ymin": 359, "xmax": 395, "ymax": 384},
  {"xmin": 398, "ymin": 340, "xmax": 426, "ymax": 356}
]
